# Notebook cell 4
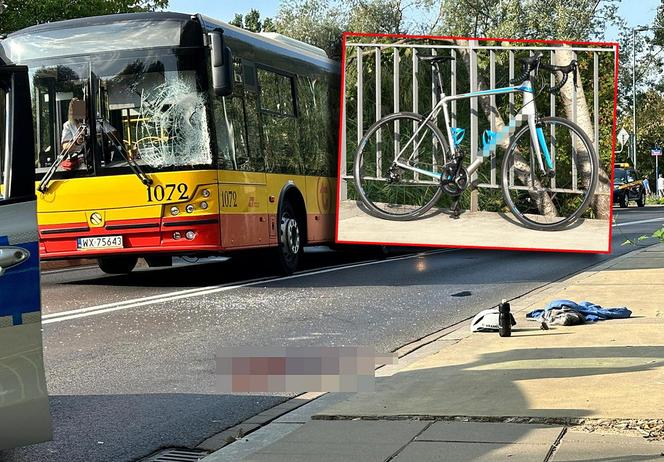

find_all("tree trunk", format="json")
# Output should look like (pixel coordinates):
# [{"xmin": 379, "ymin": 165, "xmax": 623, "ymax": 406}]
[
  {"xmin": 454, "ymin": 40, "xmax": 558, "ymax": 216},
  {"xmin": 554, "ymin": 47, "xmax": 610, "ymax": 220}
]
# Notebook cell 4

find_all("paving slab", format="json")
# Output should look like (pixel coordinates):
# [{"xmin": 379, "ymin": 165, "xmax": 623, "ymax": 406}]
[
  {"xmin": 416, "ymin": 421, "xmax": 563, "ymax": 445},
  {"xmin": 243, "ymin": 420, "xmax": 428, "ymax": 462},
  {"xmin": 552, "ymin": 432, "xmax": 664, "ymax": 461},
  {"xmin": 337, "ymin": 201, "xmax": 610, "ymax": 252},
  {"xmin": 393, "ymin": 441, "xmax": 552, "ymax": 462}
]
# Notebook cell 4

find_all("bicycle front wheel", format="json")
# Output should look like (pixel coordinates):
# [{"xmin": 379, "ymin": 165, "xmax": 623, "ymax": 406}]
[
  {"xmin": 353, "ymin": 112, "xmax": 449, "ymax": 221},
  {"xmin": 501, "ymin": 116, "xmax": 598, "ymax": 231}
]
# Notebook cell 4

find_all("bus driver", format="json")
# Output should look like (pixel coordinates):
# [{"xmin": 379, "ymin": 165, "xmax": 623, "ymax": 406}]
[
  {"xmin": 60, "ymin": 98, "xmax": 120, "ymax": 171},
  {"xmin": 60, "ymin": 98, "xmax": 86, "ymax": 171}
]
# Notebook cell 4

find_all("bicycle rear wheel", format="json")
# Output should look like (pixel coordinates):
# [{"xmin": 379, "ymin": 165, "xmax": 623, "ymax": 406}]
[
  {"xmin": 501, "ymin": 116, "xmax": 598, "ymax": 230},
  {"xmin": 353, "ymin": 112, "xmax": 449, "ymax": 221}
]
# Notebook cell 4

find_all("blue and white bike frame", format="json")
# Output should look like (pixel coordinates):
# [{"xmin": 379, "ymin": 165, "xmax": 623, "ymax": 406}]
[{"xmin": 393, "ymin": 79, "xmax": 555, "ymax": 181}]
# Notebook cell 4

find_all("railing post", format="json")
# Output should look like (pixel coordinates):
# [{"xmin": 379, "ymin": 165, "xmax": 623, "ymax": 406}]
[
  {"xmin": 451, "ymin": 48, "xmax": 457, "ymax": 128},
  {"xmin": 550, "ymin": 49, "xmax": 557, "ymax": 190},
  {"xmin": 431, "ymin": 48, "xmax": 439, "ymax": 168},
  {"xmin": 469, "ymin": 42, "xmax": 479, "ymax": 212},
  {"xmin": 375, "ymin": 47, "xmax": 382, "ymax": 178},
  {"xmin": 593, "ymin": 51, "xmax": 600, "ymax": 152},
  {"xmin": 413, "ymin": 47, "xmax": 419, "ymax": 181},
  {"xmin": 572, "ymin": 50, "xmax": 578, "ymax": 190},
  {"xmin": 393, "ymin": 46, "xmax": 400, "ymax": 157},
  {"xmin": 489, "ymin": 49, "xmax": 496, "ymax": 186},
  {"xmin": 356, "ymin": 46, "xmax": 363, "ymax": 147}
]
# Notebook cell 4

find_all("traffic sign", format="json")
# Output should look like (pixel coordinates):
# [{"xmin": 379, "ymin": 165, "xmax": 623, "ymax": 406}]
[
  {"xmin": 618, "ymin": 128, "xmax": 630, "ymax": 147},
  {"xmin": 652, "ymin": 148, "xmax": 662, "ymax": 157}
]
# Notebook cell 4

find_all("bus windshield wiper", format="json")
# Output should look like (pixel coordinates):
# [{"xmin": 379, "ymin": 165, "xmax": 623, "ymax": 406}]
[
  {"xmin": 106, "ymin": 129, "xmax": 153, "ymax": 187},
  {"xmin": 37, "ymin": 123, "xmax": 86, "ymax": 193}
]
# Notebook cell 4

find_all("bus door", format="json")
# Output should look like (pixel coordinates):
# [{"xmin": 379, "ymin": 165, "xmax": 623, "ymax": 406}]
[
  {"xmin": 215, "ymin": 59, "xmax": 269, "ymax": 249},
  {"xmin": 0, "ymin": 64, "xmax": 53, "ymax": 449}
]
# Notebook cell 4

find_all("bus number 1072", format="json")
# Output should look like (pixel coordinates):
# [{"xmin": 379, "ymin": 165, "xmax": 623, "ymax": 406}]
[
  {"xmin": 221, "ymin": 190, "xmax": 238, "ymax": 208},
  {"xmin": 147, "ymin": 183, "xmax": 190, "ymax": 202}
]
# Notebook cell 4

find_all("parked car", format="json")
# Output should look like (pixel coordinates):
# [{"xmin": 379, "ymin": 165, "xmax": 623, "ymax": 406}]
[{"xmin": 613, "ymin": 164, "xmax": 645, "ymax": 208}]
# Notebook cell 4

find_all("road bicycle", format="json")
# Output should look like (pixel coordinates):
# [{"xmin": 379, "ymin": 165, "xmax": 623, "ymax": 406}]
[{"xmin": 352, "ymin": 52, "xmax": 598, "ymax": 231}]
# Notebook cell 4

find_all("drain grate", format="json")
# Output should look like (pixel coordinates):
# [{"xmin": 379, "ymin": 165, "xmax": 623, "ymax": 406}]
[{"xmin": 140, "ymin": 448, "xmax": 210, "ymax": 462}]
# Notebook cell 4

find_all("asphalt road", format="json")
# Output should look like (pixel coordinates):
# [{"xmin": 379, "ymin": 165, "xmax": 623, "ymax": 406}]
[{"xmin": 1, "ymin": 206, "xmax": 663, "ymax": 462}]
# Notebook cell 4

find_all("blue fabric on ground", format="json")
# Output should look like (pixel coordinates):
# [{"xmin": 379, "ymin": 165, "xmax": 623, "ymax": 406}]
[{"xmin": 526, "ymin": 299, "xmax": 632, "ymax": 322}]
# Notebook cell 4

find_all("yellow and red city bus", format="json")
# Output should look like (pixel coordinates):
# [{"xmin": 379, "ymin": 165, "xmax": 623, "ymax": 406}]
[{"xmin": 1, "ymin": 12, "xmax": 339, "ymax": 274}]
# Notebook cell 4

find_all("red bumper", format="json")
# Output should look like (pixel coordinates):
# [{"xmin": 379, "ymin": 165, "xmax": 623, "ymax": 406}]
[{"xmin": 39, "ymin": 216, "xmax": 222, "ymax": 260}]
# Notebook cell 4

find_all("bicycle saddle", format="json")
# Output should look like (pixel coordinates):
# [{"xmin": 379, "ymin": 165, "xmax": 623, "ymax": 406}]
[{"xmin": 419, "ymin": 55, "xmax": 455, "ymax": 63}]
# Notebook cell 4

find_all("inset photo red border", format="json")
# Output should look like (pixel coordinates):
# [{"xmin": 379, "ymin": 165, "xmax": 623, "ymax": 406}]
[{"xmin": 334, "ymin": 32, "xmax": 619, "ymax": 255}]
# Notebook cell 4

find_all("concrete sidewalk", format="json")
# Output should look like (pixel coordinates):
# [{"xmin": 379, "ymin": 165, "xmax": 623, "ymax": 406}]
[
  {"xmin": 203, "ymin": 245, "xmax": 664, "ymax": 461},
  {"xmin": 337, "ymin": 200, "xmax": 611, "ymax": 252}
]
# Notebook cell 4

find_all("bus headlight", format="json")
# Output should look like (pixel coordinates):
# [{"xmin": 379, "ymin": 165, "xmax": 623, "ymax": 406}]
[
  {"xmin": 202, "ymin": 189, "xmax": 211, "ymax": 198},
  {"xmin": 186, "ymin": 204, "xmax": 195, "ymax": 213},
  {"xmin": 170, "ymin": 206, "xmax": 179, "ymax": 216},
  {"xmin": 185, "ymin": 230, "xmax": 196, "ymax": 240},
  {"xmin": 173, "ymin": 231, "xmax": 182, "ymax": 240},
  {"xmin": 200, "ymin": 201, "xmax": 208, "ymax": 210}
]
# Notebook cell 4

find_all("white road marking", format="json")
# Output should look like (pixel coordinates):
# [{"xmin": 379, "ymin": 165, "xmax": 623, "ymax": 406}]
[
  {"xmin": 612, "ymin": 217, "xmax": 664, "ymax": 228},
  {"xmin": 42, "ymin": 249, "xmax": 455, "ymax": 325}
]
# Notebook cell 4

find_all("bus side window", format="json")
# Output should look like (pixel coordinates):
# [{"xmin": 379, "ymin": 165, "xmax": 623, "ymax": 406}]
[
  {"xmin": 213, "ymin": 59, "xmax": 251, "ymax": 171},
  {"xmin": 297, "ymin": 74, "xmax": 332, "ymax": 177},
  {"xmin": 327, "ymin": 74, "xmax": 340, "ymax": 176},
  {"xmin": 257, "ymin": 67, "xmax": 301, "ymax": 175}
]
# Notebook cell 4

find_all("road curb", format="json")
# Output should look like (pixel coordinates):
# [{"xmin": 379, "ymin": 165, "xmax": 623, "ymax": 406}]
[
  {"xmin": 196, "ymin": 392, "xmax": 326, "ymax": 451},
  {"xmin": 197, "ymin": 245, "xmax": 652, "ymax": 455}
]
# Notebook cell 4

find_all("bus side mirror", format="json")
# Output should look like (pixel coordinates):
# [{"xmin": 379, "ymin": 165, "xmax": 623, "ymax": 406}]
[{"xmin": 209, "ymin": 31, "xmax": 233, "ymax": 97}]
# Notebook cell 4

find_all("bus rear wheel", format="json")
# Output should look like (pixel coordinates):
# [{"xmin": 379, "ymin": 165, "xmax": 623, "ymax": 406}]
[
  {"xmin": 275, "ymin": 202, "xmax": 303, "ymax": 275},
  {"xmin": 98, "ymin": 256, "xmax": 138, "ymax": 274}
]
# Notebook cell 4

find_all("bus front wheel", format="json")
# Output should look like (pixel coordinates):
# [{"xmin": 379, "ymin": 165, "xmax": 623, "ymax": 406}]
[
  {"xmin": 275, "ymin": 202, "xmax": 303, "ymax": 275},
  {"xmin": 98, "ymin": 256, "xmax": 138, "ymax": 275}
]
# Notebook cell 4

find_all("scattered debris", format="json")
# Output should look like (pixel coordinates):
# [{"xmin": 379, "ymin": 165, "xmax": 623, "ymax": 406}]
[
  {"xmin": 527, "ymin": 299, "xmax": 632, "ymax": 324},
  {"xmin": 574, "ymin": 419, "xmax": 664, "ymax": 441}
]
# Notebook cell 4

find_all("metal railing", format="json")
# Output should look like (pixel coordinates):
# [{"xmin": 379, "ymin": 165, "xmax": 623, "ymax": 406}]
[{"xmin": 339, "ymin": 40, "xmax": 616, "ymax": 211}]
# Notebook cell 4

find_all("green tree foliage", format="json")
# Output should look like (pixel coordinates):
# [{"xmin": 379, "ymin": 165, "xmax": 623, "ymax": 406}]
[
  {"xmin": 617, "ymin": 0, "xmax": 664, "ymax": 179},
  {"xmin": 244, "ymin": 9, "xmax": 262, "ymax": 33},
  {"xmin": 629, "ymin": 90, "xmax": 664, "ymax": 176},
  {"xmin": 229, "ymin": 13, "xmax": 244, "ymax": 29},
  {"xmin": 229, "ymin": 9, "xmax": 275, "ymax": 33},
  {"xmin": 263, "ymin": 17, "xmax": 276, "ymax": 32},
  {"xmin": 0, "ymin": 0, "xmax": 168, "ymax": 34},
  {"xmin": 273, "ymin": 0, "xmax": 432, "ymax": 59},
  {"xmin": 274, "ymin": 0, "xmax": 346, "ymax": 59},
  {"xmin": 433, "ymin": 0, "xmax": 619, "ymax": 40}
]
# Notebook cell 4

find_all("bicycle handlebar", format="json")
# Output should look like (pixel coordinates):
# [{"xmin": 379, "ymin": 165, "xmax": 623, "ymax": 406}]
[{"xmin": 509, "ymin": 52, "xmax": 578, "ymax": 94}]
